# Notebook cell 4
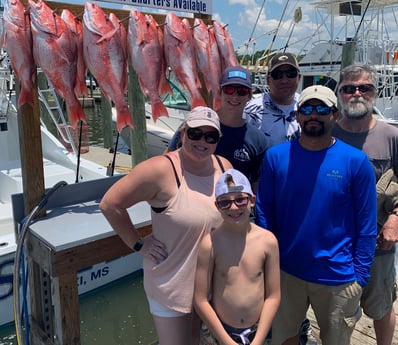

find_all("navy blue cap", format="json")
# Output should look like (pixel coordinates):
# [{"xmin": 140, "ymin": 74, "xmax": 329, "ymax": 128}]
[{"xmin": 220, "ymin": 66, "xmax": 252, "ymax": 88}]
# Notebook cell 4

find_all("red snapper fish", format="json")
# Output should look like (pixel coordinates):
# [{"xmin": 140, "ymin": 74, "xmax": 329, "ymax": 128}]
[
  {"xmin": 61, "ymin": 9, "xmax": 88, "ymax": 98},
  {"xmin": 213, "ymin": 21, "xmax": 239, "ymax": 70},
  {"xmin": 3, "ymin": 0, "xmax": 35, "ymax": 107},
  {"xmin": 29, "ymin": 0, "xmax": 86, "ymax": 127},
  {"xmin": 156, "ymin": 21, "xmax": 172, "ymax": 98},
  {"xmin": 193, "ymin": 18, "xmax": 221, "ymax": 110},
  {"xmin": 164, "ymin": 13, "xmax": 206, "ymax": 109},
  {"xmin": 108, "ymin": 12, "xmax": 128, "ymax": 94},
  {"xmin": 83, "ymin": 2, "xmax": 132, "ymax": 132},
  {"xmin": 128, "ymin": 10, "xmax": 172, "ymax": 122}
]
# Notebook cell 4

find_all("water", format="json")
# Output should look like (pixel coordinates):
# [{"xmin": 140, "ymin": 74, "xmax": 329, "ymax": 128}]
[{"xmin": 0, "ymin": 272, "xmax": 158, "ymax": 345}]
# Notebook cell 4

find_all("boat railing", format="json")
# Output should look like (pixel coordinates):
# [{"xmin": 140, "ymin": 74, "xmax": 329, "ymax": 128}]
[
  {"xmin": 37, "ymin": 76, "xmax": 78, "ymax": 156},
  {"xmin": 0, "ymin": 57, "xmax": 80, "ymax": 156}
]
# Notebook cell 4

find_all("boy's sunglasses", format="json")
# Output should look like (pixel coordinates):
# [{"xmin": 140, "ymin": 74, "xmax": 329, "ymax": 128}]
[
  {"xmin": 298, "ymin": 104, "xmax": 334, "ymax": 116},
  {"xmin": 222, "ymin": 85, "xmax": 251, "ymax": 96},
  {"xmin": 270, "ymin": 68, "xmax": 298, "ymax": 80},
  {"xmin": 216, "ymin": 196, "xmax": 250, "ymax": 210},
  {"xmin": 186, "ymin": 127, "xmax": 220, "ymax": 144},
  {"xmin": 339, "ymin": 84, "xmax": 375, "ymax": 94}
]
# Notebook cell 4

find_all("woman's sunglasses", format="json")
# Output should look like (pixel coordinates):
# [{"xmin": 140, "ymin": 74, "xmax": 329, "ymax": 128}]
[
  {"xmin": 216, "ymin": 196, "xmax": 250, "ymax": 210},
  {"xmin": 298, "ymin": 104, "xmax": 334, "ymax": 116},
  {"xmin": 186, "ymin": 127, "xmax": 220, "ymax": 144},
  {"xmin": 270, "ymin": 69, "xmax": 298, "ymax": 80},
  {"xmin": 222, "ymin": 85, "xmax": 251, "ymax": 96},
  {"xmin": 339, "ymin": 84, "xmax": 375, "ymax": 94}
]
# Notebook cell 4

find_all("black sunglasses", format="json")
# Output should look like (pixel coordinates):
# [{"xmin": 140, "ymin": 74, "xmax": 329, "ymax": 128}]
[
  {"xmin": 222, "ymin": 85, "xmax": 251, "ymax": 96},
  {"xmin": 339, "ymin": 84, "xmax": 375, "ymax": 94},
  {"xmin": 298, "ymin": 104, "xmax": 334, "ymax": 116},
  {"xmin": 270, "ymin": 68, "xmax": 298, "ymax": 80},
  {"xmin": 186, "ymin": 127, "xmax": 220, "ymax": 144},
  {"xmin": 216, "ymin": 196, "xmax": 250, "ymax": 210}
]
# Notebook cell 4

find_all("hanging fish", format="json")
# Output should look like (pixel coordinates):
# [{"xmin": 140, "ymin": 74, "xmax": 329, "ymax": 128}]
[
  {"xmin": 61, "ymin": 9, "xmax": 88, "ymax": 98},
  {"xmin": 127, "ymin": 10, "xmax": 172, "ymax": 122},
  {"xmin": 3, "ymin": 0, "xmax": 35, "ymax": 107},
  {"xmin": 213, "ymin": 21, "xmax": 239, "ymax": 70},
  {"xmin": 163, "ymin": 13, "xmax": 206, "ymax": 109},
  {"xmin": 29, "ymin": 0, "xmax": 86, "ymax": 127},
  {"xmin": 193, "ymin": 18, "xmax": 221, "ymax": 110},
  {"xmin": 83, "ymin": 2, "xmax": 132, "ymax": 132}
]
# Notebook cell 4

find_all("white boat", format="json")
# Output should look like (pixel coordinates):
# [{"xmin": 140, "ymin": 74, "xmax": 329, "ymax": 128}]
[
  {"xmin": 116, "ymin": 75, "xmax": 189, "ymax": 156},
  {"xmin": 0, "ymin": 66, "xmax": 147, "ymax": 327}
]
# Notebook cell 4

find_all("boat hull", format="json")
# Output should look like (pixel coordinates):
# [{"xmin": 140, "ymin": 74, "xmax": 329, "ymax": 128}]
[{"xmin": 0, "ymin": 252, "xmax": 143, "ymax": 327}]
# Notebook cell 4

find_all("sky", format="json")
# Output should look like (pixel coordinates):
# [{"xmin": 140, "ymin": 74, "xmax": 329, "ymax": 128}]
[
  {"xmin": 20, "ymin": 0, "xmax": 398, "ymax": 61},
  {"xmin": 105, "ymin": 0, "xmax": 398, "ymax": 60},
  {"xmin": 211, "ymin": 0, "xmax": 398, "ymax": 58}
]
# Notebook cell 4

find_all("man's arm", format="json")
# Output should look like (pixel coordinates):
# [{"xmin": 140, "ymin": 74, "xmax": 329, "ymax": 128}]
[
  {"xmin": 352, "ymin": 157, "xmax": 377, "ymax": 287},
  {"xmin": 379, "ymin": 170, "xmax": 398, "ymax": 249}
]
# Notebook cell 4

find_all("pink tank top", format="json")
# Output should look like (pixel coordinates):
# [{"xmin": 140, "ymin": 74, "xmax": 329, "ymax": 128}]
[{"xmin": 144, "ymin": 155, "xmax": 224, "ymax": 313}]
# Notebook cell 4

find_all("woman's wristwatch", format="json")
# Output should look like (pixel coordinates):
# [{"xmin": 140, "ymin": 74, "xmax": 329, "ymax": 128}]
[{"xmin": 133, "ymin": 238, "xmax": 144, "ymax": 252}]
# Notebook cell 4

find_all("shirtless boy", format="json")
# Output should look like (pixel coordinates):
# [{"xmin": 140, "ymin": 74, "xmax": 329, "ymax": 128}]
[{"xmin": 194, "ymin": 169, "xmax": 280, "ymax": 345}]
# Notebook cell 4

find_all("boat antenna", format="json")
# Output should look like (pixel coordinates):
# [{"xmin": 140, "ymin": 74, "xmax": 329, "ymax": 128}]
[
  {"xmin": 262, "ymin": 0, "xmax": 291, "ymax": 71},
  {"xmin": 352, "ymin": 0, "xmax": 372, "ymax": 41},
  {"xmin": 283, "ymin": 7, "xmax": 302, "ymax": 52},
  {"xmin": 239, "ymin": 0, "xmax": 267, "ymax": 65}
]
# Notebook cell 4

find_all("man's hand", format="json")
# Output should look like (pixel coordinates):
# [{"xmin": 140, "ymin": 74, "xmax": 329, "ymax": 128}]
[{"xmin": 377, "ymin": 213, "xmax": 398, "ymax": 250}]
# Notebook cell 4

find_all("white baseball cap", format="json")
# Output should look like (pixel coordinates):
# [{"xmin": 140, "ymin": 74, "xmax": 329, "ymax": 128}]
[{"xmin": 215, "ymin": 169, "xmax": 253, "ymax": 198}]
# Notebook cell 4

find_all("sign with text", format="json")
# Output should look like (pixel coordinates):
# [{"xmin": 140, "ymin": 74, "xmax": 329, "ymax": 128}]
[{"xmin": 94, "ymin": 0, "xmax": 212, "ymax": 15}]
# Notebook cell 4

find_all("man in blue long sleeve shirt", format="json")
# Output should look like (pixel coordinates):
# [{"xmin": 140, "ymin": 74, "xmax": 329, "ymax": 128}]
[{"xmin": 256, "ymin": 85, "xmax": 377, "ymax": 345}]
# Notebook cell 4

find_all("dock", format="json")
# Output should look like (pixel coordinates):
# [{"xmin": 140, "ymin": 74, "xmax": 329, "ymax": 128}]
[
  {"xmin": 82, "ymin": 145, "xmax": 134, "ymax": 174},
  {"xmin": 55, "ymin": 146, "xmax": 398, "ymax": 344}
]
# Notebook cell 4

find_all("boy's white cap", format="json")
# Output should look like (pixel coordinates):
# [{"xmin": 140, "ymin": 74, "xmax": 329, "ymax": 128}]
[{"xmin": 215, "ymin": 169, "xmax": 253, "ymax": 198}]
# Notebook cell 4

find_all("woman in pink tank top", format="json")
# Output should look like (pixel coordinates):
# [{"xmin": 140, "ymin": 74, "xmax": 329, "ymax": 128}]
[{"xmin": 100, "ymin": 106, "xmax": 233, "ymax": 345}]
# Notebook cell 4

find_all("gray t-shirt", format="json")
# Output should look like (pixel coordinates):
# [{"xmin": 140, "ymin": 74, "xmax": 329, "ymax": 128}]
[{"xmin": 332, "ymin": 120, "xmax": 398, "ymax": 180}]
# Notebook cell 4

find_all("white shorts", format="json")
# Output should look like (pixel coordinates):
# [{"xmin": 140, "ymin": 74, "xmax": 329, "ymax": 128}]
[{"xmin": 147, "ymin": 297, "xmax": 186, "ymax": 318}]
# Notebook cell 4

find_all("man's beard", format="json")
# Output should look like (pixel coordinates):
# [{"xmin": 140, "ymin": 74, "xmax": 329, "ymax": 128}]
[
  {"xmin": 343, "ymin": 98, "xmax": 373, "ymax": 120},
  {"xmin": 302, "ymin": 120, "xmax": 325, "ymax": 137}
]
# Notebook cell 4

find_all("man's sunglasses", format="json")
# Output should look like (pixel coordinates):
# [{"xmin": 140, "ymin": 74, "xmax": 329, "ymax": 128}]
[
  {"xmin": 339, "ymin": 84, "xmax": 375, "ymax": 94},
  {"xmin": 222, "ymin": 85, "xmax": 251, "ymax": 96},
  {"xmin": 270, "ymin": 68, "xmax": 298, "ymax": 80},
  {"xmin": 298, "ymin": 104, "xmax": 334, "ymax": 116},
  {"xmin": 186, "ymin": 127, "xmax": 220, "ymax": 144},
  {"xmin": 216, "ymin": 196, "xmax": 250, "ymax": 210}
]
